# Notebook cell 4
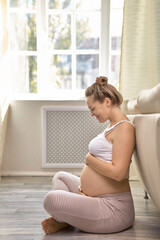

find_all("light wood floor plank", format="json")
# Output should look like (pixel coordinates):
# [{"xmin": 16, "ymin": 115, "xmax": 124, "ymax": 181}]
[{"xmin": 0, "ymin": 177, "xmax": 160, "ymax": 240}]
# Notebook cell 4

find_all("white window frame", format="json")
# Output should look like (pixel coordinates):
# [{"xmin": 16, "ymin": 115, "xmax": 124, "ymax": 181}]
[
  {"xmin": 9, "ymin": 0, "xmax": 123, "ymax": 100},
  {"xmin": 100, "ymin": 0, "xmax": 110, "ymax": 78},
  {"xmin": 36, "ymin": 0, "xmax": 110, "ymax": 97}
]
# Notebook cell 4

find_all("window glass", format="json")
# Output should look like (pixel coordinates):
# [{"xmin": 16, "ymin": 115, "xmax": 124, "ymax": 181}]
[
  {"xmin": 76, "ymin": 0, "xmax": 101, "ymax": 10},
  {"xmin": 48, "ymin": 0, "xmax": 71, "ymax": 9},
  {"xmin": 76, "ymin": 54, "xmax": 99, "ymax": 89},
  {"xmin": 76, "ymin": 13, "xmax": 100, "ymax": 50},
  {"xmin": 49, "ymin": 55, "xmax": 72, "ymax": 89},
  {"xmin": 111, "ymin": 55, "xmax": 120, "ymax": 86},
  {"xmin": 110, "ymin": 9, "xmax": 123, "ymax": 37},
  {"xmin": 10, "ymin": 13, "xmax": 37, "ymax": 51},
  {"xmin": 111, "ymin": 37, "xmax": 121, "ymax": 51},
  {"xmin": 18, "ymin": 56, "xmax": 37, "ymax": 93},
  {"xmin": 10, "ymin": 0, "xmax": 36, "ymax": 9},
  {"xmin": 48, "ymin": 14, "xmax": 71, "ymax": 50},
  {"xmin": 111, "ymin": 0, "xmax": 124, "ymax": 9}
]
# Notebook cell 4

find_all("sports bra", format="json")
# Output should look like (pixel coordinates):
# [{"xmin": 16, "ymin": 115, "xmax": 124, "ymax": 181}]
[{"xmin": 88, "ymin": 120, "xmax": 135, "ymax": 178}]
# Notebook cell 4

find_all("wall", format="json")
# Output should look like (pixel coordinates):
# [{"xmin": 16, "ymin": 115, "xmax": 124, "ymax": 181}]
[{"xmin": 1, "ymin": 99, "xmax": 138, "ymax": 179}]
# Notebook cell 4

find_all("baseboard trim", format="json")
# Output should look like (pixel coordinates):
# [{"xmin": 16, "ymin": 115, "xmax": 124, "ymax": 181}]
[
  {"xmin": 1, "ymin": 170, "xmax": 139, "ymax": 180},
  {"xmin": 1, "ymin": 170, "xmax": 81, "ymax": 177}
]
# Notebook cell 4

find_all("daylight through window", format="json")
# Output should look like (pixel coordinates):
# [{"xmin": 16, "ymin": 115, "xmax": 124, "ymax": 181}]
[{"xmin": 9, "ymin": 0, "xmax": 124, "ymax": 97}]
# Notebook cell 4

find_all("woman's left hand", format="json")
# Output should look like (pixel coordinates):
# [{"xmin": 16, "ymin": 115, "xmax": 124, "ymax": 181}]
[{"xmin": 85, "ymin": 153, "xmax": 93, "ymax": 165}]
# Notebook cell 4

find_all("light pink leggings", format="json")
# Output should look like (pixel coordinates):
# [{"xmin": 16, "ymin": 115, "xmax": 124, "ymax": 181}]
[{"xmin": 43, "ymin": 171, "xmax": 135, "ymax": 233}]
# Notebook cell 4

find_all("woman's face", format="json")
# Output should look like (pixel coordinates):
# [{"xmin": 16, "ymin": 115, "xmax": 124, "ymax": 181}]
[{"xmin": 86, "ymin": 95, "xmax": 110, "ymax": 123}]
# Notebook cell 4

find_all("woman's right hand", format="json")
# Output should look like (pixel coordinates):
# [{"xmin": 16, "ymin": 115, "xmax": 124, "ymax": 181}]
[{"xmin": 78, "ymin": 186, "xmax": 87, "ymax": 196}]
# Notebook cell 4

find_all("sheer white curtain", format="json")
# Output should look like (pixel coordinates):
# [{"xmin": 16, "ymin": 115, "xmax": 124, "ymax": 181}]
[
  {"xmin": 0, "ymin": 0, "xmax": 18, "ymax": 179},
  {"xmin": 119, "ymin": 0, "xmax": 160, "ymax": 101},
  {"xmin": 0, "ymin": 0, "xmax": 9, "ymax": 179}
]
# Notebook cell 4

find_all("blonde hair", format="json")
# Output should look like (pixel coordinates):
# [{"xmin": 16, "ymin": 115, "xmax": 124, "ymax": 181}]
[{"xmin": 85, "ymin": 76, "xmax": 123, "ymax": 105}]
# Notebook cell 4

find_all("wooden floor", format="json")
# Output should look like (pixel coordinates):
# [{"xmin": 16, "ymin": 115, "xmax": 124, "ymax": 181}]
[{"xmin": 0, "ymin": 176, "xmax": 160, "ymax": 240}]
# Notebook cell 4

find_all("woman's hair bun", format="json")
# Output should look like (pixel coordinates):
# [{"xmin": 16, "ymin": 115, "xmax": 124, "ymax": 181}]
[{"xmin": 96, "ymin": 76, "xmax": 108, "ymax": 86}]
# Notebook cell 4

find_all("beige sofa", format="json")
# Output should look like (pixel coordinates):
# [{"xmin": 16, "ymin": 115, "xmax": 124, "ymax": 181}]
[{"xmin": 129, "ymin": 114, "xmax": 160, "ymax": 211}]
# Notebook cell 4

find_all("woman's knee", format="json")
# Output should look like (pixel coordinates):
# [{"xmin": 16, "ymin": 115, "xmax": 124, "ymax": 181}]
[
  {"xmin": 52, "ymin": 171, "xmax": 66, "ymax": 185},
  {"xmin": 43, "ymin": 190, "xmax": 63, "ymax": 214},
  {"xmin": 43, "ymin": 191, "xmax": 53, "ymax": 213}
]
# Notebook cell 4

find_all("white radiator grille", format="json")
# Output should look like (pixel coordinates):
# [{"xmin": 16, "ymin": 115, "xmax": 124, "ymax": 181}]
[{"xmin": 42, "ymin": 106, "xmax": 108, "ymax": 168}]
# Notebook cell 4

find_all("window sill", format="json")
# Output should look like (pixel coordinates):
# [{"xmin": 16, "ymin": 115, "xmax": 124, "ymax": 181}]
[{"xmin": 11, "ymin": 91, "xmax": 86, "ymax": 101}]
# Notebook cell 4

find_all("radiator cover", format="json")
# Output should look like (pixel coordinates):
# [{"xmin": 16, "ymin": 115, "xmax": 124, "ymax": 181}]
[{"xmin": 42, "ymin": 106, "xmax": 108, "ymax": 168}]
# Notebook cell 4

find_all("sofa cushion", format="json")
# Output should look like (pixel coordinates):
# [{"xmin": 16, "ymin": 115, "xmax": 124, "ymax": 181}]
[
  {"xmin": 127, "ymin": 98, "xmax": 141, "ymax": 114},
  {"xmin": 137, "ymin": 83, "xmax": 160, "ymax": 113}
]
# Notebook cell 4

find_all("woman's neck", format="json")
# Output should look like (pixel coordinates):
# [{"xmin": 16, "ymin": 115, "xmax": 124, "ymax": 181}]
[{"xmin": 108, "ymin": 106, "xmax": 127, "ymax": 126}]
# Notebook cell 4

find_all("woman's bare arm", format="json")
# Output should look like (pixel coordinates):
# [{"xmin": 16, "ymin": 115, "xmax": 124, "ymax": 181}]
[{"xmin": 85, "ymin": 123, "xmax": 135, "ymax": 181}]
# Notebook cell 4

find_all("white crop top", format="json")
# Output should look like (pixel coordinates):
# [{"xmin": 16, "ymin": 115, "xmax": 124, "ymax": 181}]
[{"xmin": 88, "ymin": 120, "xmax": 135, "ymax": 178}]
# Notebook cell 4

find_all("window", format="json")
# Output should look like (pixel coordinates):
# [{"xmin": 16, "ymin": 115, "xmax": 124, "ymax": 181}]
[
  {"xmin": 9, "ymin": 0, "xmax": 124, "ymax": 97},
  {"xmin": 110, "ymin": 0, "xmax": 124, "ymax": 87}
]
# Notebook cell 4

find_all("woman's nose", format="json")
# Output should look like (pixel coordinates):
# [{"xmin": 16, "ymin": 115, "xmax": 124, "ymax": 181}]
[{"xmin": 91, "ymin": 111, "xmax": 95, "ymax": 116}]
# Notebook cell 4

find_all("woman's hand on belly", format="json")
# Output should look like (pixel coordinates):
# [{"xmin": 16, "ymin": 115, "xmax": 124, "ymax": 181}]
[
  {"xmin": 85, "ymin": 153, "xmax": 94, "ymax": 165},
  {"xmin": 78, "ymin": 185, "xmax": 88, "ymax": 196}
]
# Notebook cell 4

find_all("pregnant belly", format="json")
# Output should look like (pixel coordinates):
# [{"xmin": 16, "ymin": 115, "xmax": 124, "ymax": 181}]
[{"xmin": 80, "ymin": 165, "xmax": 130, "ymax": 197}]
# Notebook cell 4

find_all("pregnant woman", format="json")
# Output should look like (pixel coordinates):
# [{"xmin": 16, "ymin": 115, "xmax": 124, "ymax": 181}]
[{"xmin": 41, "ymin": 76, "xmax": 135, "ymax": 234}]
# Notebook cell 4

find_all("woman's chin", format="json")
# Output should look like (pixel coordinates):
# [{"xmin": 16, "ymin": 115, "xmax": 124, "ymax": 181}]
[
  {"xmin": 96, "ymin": 116, "xmax": 100, "ymax": 122},
  {"xmin": 98, "ymin": 118, "xmax": 107, "ymax": 123},
  {"xmin": 95, "ymin": 116, "xmax": 106, "ymax": 123},
  {"xmin": 97, "ymin": 118, "xmax": 104, "ymax": 123}
]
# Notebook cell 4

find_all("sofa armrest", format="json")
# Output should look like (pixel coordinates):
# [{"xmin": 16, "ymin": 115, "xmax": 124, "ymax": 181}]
[{"xmin": 128, "ymin": 114, "xmax": 160, "ymax": 211}]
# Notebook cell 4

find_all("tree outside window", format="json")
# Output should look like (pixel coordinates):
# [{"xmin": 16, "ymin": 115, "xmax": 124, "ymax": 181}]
[{"xmin": 9, "ymin": 0, "xmax": 124, "ymax": 95}]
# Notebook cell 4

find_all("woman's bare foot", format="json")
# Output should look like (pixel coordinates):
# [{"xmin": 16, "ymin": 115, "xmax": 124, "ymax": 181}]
[{"xmin": 41, "ymin": 217, "xmax": 69, "ymax": 234}]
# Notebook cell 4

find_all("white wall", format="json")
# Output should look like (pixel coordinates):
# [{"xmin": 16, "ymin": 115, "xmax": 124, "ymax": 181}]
[
  {"xmin": 1, "ymin": 100, "xmax": 86, "ymax": 176},
  {"xmin": 1, "ymin": 99, "xmax": 138, "ymax": 179}
]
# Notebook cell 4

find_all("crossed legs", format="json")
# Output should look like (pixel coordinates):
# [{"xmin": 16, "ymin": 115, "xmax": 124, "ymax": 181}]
[
  {"xmin": 41, "ymin": 171, "xmax": 135, "ymax": 234},
  {"xmin": 41, "ymin": 171, "xmax": 81, "ymax": 234}
]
